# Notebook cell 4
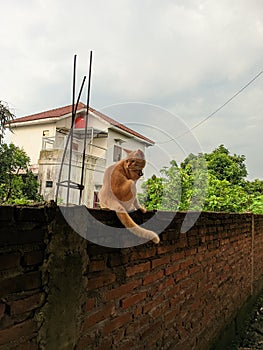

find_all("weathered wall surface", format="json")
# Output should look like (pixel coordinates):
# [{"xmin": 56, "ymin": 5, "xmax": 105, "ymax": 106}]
[{"xmin": 0, "ymin": 206, "xmax": 262, "ymax": 350}]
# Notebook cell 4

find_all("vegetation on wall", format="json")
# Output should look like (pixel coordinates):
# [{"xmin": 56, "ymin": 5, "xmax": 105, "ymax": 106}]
[{"xmin": 139, "ymin": 145, "xmax": 263, "ymax": 214}]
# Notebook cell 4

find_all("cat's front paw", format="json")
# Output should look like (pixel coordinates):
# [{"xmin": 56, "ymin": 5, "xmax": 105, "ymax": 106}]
[{"xmin": 139, "ymin": 207, "xmax": 147, "ymax": 214}]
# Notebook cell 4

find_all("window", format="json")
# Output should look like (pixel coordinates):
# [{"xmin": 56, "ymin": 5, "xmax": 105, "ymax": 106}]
[
  {"xmin": 72, "ymin": 142, "xmax": 78, "ymax": 151},
  {"xmin": 46, "ymin": 181, "xmax": 53, "ymax": 188},
  {"xmin": 113, "ymin": 145, "xmax": 122, "ymax": 162},
  {"xmin": 43, "ymin": 130, "xmax": 49, "ymax": 137}
]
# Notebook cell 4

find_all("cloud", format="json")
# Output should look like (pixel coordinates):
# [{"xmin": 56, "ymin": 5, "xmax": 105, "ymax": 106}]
[{"xmin": 1, "ymin": 0, "xmax": 263, "ymax": 178}]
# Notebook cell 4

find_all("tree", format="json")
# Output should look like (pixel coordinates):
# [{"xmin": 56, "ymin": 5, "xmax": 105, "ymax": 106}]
[
  {"xmin": 205, "ymin": 145, "xmax": 247, "ymax": 185},
  {"xmin": 0, "ymin": 101, "xmax": 14, "ymax": 143},
  {"xmin": 203, "ymin": 174, "xmax": 250, "ymax": 212},
  {"xmin": 139, "ymin": 145, "xmax": 262, "ymax": 214},
  {"xmin": 0, "ymin": 143, "xmax": 42, "ymax": 204},
  {"xmin": 140, "ymin": 174, "xmax": 164, "ymax": 210}
]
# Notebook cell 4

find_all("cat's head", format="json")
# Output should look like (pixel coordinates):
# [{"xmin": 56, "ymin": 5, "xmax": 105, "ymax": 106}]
[{"xmin": 124, "ymin": 149, "xmax": 146, "ymax": 180}]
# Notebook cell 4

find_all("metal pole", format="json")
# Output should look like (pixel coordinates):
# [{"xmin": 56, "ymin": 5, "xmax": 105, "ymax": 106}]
[
  {"xmin": 79, "ymin": 51, "xmax": 93, "ymax": 205},
  {"xmin": 55, "ymin": 75, "xmax": 86, "ymax": 203},
  {"xmin": 66, "ymin": 55, "xmax": 77, "ymax": 205}
]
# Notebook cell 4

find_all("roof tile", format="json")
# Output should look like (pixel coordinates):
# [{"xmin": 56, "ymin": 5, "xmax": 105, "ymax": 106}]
[{"xmin": 11, "ymin": 103, "xmax": 154, "ymax": 145}]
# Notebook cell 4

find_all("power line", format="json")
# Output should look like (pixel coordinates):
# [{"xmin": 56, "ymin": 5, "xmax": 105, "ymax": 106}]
[{"xmin": 158, "ymin": 70, "xmax": 263, "ymax": 143}]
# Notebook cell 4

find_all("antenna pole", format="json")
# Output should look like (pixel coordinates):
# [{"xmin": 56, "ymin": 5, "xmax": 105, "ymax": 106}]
[
  {"xmin": 66, "ymin": 55, "xmax": 77, "ymax": 205},
  {"xmin": 79, "ymin": 51, "xmax": 93, "ymax": 205}
]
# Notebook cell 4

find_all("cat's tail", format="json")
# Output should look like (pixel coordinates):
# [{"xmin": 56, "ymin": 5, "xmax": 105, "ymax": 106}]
[{"xmin": 116, "ymin": 212, "xmax": 160, "ymax": 244}]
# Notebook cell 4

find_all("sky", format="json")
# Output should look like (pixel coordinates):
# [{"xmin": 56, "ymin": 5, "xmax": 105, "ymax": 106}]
[{"xmin": 1, "ymin": 0, "xmax": 263, "ymax": 179}]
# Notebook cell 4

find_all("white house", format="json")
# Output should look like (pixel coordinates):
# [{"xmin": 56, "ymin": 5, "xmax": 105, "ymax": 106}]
[{"xmin": 10, "ymin": 103, "xmax": 154, "ymax": 207}]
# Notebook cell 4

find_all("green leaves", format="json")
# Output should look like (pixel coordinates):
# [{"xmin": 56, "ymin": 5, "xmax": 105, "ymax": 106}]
[
  {"xmin": 205, "ymin": 144, "xmax": 247, "ymax": 185},
  {"xmin": 204, "ymin": 175, "xmax": 250, "ymax": 212},
  {"xmin": 0, "ymin": 143, "xmax": 42, "ymax": 204},
  {"xmin": 140, "ymin": 145, "xmax": 263, "ymax": 214},
  {"xmin": 0, "ymin": 101, "xmax": 14, "ymax": 142}
]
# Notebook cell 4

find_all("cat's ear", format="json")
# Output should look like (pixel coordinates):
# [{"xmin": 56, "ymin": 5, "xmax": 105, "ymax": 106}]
[
  {"xmin": 124, "ymin": 149, "xmax": 132, "ymax": 155},
  {"xmin": 135, "ymin": 149, "xmax": 145, "ymax": 159},
  {"xmin": 130, "ymin": 149, "xmax": 144, "ymax": 160},
  {"xmin": 124, "ymin": 149, "xmax": 145, "ymax": 160}
]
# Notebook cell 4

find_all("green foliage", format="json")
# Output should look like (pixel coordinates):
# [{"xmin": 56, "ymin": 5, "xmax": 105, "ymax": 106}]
[
  {"xmin": 203, "ymin": 175, "xmax": 250, "ymax": 212},
  {"xmin": 249, "ymin": 195, "xmax": 263, "ymax": 214},
  {"xmin": 0, "ymin": 143, "xmax": 42, "ymax": 204},
  {"xmin": 243, "ymin": 179, "xmax": 263, "ymax": 195},
  {"xmin": 0, "ymin": 101, "xmax": 14, "ymax": 142},
  {"xmin": 205, "ymin": 145, "xmax": 247, "ymax": 185},
  {"xmin": 139, "ymin": 175, "xmax": 164, "ymax": 210},
  {"xmin": 140, "ymin": 145, "xmax": 263, "ymax": 214},
  {"xmin": 160, "ymin": 160, "xmax": 181, "ymax": 211}
]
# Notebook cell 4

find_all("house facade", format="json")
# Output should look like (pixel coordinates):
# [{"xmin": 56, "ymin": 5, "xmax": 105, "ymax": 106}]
[{"xmin": 10, "ymin": 103, "xmax": 154, "ymax": 207}]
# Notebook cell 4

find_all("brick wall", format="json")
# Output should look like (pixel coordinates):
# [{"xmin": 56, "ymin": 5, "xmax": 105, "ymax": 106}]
[
  {"xmin": 0, "ymin": 206, "xmax": 54, "ymax": 349},
  {"xmin": 253, "ymin": 215, "xmax": 263, "ymax": 289},
  {"xmin": 0, "ymin": 206, "xmax": 262, "ymax": 350}
]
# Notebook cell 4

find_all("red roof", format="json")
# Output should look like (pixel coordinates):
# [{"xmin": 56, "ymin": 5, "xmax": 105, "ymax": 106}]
[
  {"xmin": 11, "ymin": 103, "xmax": 155, "ymax": 145},
  {"xmin": 10, "ymin": 102, "xmax": 86, "ymax": 124}
]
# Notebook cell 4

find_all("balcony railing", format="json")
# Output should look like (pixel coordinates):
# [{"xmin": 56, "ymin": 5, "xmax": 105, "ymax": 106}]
[{"xmin": 42, "ymin": 127, "xmax": 107, "ymax": 159}]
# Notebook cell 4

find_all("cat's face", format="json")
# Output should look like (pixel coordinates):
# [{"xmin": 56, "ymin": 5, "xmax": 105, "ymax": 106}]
[{"xmin": 125, "ymin": 157, "xmax": 146, "ymax": 180}]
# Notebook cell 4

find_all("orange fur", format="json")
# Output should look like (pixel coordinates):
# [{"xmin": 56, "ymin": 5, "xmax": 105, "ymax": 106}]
[{"xmin": 98, "ymin": 150, "xmax": 160, "ymax": 244}]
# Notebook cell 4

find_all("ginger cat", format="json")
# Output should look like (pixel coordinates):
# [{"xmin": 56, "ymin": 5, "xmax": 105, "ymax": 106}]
[{"xmin": 98, "ymin": 149, "xmax": 160, "ymax": 244}]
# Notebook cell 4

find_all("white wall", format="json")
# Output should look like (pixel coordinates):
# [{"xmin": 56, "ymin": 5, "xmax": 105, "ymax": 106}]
[
  {"xmin": 106, "ymin": 128, "xmax": 147, "ymax": 166},
  {"xmin": 10, "ymin": 122, "xmax": 56, "ymax": 167},
  {"xmin": 10, "ymin": 110, "xmax": 151, "ymax": 205}
]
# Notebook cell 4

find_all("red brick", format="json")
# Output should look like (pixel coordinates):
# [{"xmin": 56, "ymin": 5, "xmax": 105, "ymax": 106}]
[
  {"xmin": 157, "ymin": 245, "xmax": 175, "ymax": 255},
  {"xmin": 121, "ymin": 291, "xmax": 147, "ymax": 309},
  {"xmin": 0, "ymin": 226, "xmax": 45, "ymax": 245},
  {"xmin": 134, "ymin": 305, "xmax": 143, "ymax": 317},
  {"xmin": 84, "ymin": 297, "xmax": 96, "ymax": 311},
  {"xmin": 170, "ymin": 251, "xmax": 185, "ymax": 262},
  {"xmin": 165, "ymin": 306, "xmax": 180, "ymax": 326},
  {"xmin": 126, "ymin": 262, "xmax": 150, "ymax": 277},
  {"xmin": 108, "ymin": 254, "xmax": 129, "ymax": 267},
  {"xmin": 143, "ymin": 295, "xmax": 164, "ymax": 314},
  {"xmin": 82, "ymin": 302, "xmax": 115, "ymax": 330},
  {"xmin": 151, "ymin": 255, "xmax": 170, "ymax": 269},
  {"xmin": 0, "ymin": 303, "xmax": 5, "ymax": 320},
  {"xmin": 157, "ymin": 277, "xmax": 174, "ymax": 292},
  {"xmin": 141, "ymin": 320, "xmax": 162, "ymax": 339},
  {"xmin": 166, "ymin": 284, "xmax": 180, "ymax": 298},
  {"xmin": 175, "ymin": 269, "xmax": 189, "ymax": 282},
  {"xmin": 144, "ymin": 325, "xmax": 163, "ymax": 346},
  {"xmin": 0, "ymin": 271, "xmax": 42, "ymax": 298},
  {"xmin": 89, "ymin": 260, "xmax": 105, "ymax": 272},
  {"xmin": 165, "ymin": 264, "xmax": 180, "ymax": 276},
  {"xmin": 23, "ymin": 251, "xmax": 44, "ymax": 266},
  {"xmin": 9, "ymin": 292, "xmax": 45, "ymax": 315},
  {"xmin": 0, "ymin": 253, "xmax": 21, "ymax": 271},
  {"xmin": 176, "ymin": 237, "xmax": 188, "ymax": 249},
  {"xmin": 129, "ymin": 247, "xmax": 157, "ymax": 261},
  {"xmin": 88, "ymin": 272, "xmax": 116, "ymax": 290},
  {"xmin": 143, "ymin": 270, "xmax": 164, "ymax": 285},
  {"xmin": 188, "ymin": 248, "xmax": 198, "ymax": 255},
  {"xmin": 0, "ymin": 319, "xmax": 37, "ymax": 345},
  {"xmin": 189, "ymin": 265, "xmax": 201, "ymax": 276},
  {"xmin": 103, "ymin": 279, "xmax": 142, "ymax": 301},
  {"xmin": 102, "ymin": 313, "xmax": 132, "ymax": 335},
  {"xmin": 179, "ymin": 257, "xmax": 194, "ymax": 270}
]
